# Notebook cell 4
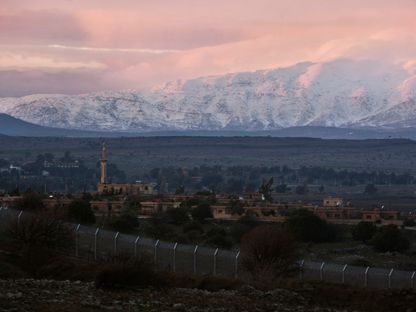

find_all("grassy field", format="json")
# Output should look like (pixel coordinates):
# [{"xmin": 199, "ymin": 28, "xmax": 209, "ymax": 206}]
[{"xmin": 2, "ymin": 137, "xmax": 416, "ymax": 178}]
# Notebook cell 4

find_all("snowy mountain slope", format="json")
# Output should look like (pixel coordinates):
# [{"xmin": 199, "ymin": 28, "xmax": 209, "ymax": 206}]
[{"xmin": 0, "ymin": 59, "xmax": 414, "ymax": 131}]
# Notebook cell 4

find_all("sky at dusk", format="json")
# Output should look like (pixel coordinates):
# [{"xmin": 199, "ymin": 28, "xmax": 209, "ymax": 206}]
[{"xmin": 1, "ymin": 0, "xmax": 415, "ymax": 96}]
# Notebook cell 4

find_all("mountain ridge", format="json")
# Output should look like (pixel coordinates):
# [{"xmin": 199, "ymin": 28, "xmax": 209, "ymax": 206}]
[
  {"xmin": 2, "ymin": 113, "xmax": 416, "ymax": 139},
  {"xmin": 0, "ymin": 58, "xmax": 415, "ymax": 132}
]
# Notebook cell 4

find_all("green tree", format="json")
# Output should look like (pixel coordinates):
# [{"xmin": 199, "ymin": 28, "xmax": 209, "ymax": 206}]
[
  {"xmin": 285, "ymin": 209, "xmax": 337, "ymax": 243},
  {"xmin": 164, "ymin": 208, "xmax": 190, "ymax": 225},
  {"xmin": 352, "ymin": 221, "xmax": 377, "ymax": 243},
  {"xmin": 17, "ymin": 192, "xmax": 44, "ymax": 211},
  {"xmin": 191, "ymin": 203, "xmax": 213, "ymax": 223},
  {"xmin": 370, "ymin": 225, "xmax": 409, "ymax": 253},
  {"xmin": 109, "ymin": 214, "xmax": 139, "ymax": 234},
  {"xmin": 230, "ymin": 222, "xmax": 252, "ymax": 244},
  {"xmin": 67, "ymin": 199, "xmax": 95, "ymax": 224}
]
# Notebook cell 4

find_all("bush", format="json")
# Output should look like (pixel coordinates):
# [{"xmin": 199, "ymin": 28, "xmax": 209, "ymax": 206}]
[
  {"xmin": 109, "ymin": 214, "xmax": 139, "ymax": 233},
  {"xmin": 7, "ymin": 214, "xmax": 73, "ymax": 251},
  {"xmin": 67, "ymin": 199, "xmax": 95, "ymax": 224},
  {"xmin": 196, "ymin": 276, "xmax": 241, "ymax": 291},
  {"xmin": 349, "ymin": 258, "xmax": 373, "ymax": 267},
  {"xmin": 370, "ymin": 225, "xmax": 410, "ymax": 253},
  {"xmin": 6, "ymin": 214, "xmax": 74, "ymax": 275},
  {"xmin": 241, "ymin": 225, "xmax": 298, "ymax": 280},
  {"xmin": 95, "ymin": 256, "xmax": 162, "ymax": 290},
  {"xmin": 191, "ymin": 203, "xmax": 213, "ymax": 223},
  {"xmin": 16, "ymin": 192, "xmax": 44, "ymax": 211},
  {"xmin": 165, "ymin": 207, "xmax": 190, "ymax": 225},
  {"xmin": 352, "ymin": 222, "xmax": 377, "ymax": 243},
  {"xmin": 285, "ymin": 209, "xmax": 337, "ymax": 243},
  {"xmin": 204, "ymin": 235, "xmax": 233, "ymax": 249},
  {"xmin": 230, "ymin": 222, "xmax": 252, "ymax": 244},
  {"xmin": 182, "ymin": 221, "xmax": 204, "ymax": 234},
  {"xmin": 403, "ymin": 219, "xmax": 416, "ymax": 227}
]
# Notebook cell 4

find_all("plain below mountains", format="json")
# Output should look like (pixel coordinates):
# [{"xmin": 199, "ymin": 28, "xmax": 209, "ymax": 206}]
[
  {"xmin": 0, "ymin": 114, "xmax": 125, "ymax": 137},
  {"xmin": 1, "ymin": 113, "xmax": 416, "ymax": 139}
]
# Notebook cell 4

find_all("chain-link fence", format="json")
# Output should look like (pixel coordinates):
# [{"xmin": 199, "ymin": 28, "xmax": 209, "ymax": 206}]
[{"xmin": 0, "ymin": 207, "xmax": 415, "ymax": 290}]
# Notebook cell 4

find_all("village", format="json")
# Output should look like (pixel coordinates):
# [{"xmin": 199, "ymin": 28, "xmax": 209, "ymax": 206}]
[{"xmin": 0, "ymin": 143, "xmax": 412, "ymax": 227}]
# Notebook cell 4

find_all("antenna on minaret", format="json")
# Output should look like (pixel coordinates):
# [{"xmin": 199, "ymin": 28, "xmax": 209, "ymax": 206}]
[{"xmin": 100, "ymin": 142, "xmax": 107, "ymax": 184}]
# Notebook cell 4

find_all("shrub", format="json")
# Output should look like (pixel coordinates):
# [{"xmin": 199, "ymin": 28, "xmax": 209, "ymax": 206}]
[
  {"xmin": 285, "ymin": 209, "xmax": 337, "ymax": 243},
  {"xmin": 352, "ymin": 222, "xmax": 377, "ymax": 243},
  {"xmin": 230, "ymin": 222, "xmax": 252, "ymax": 244},
  {"xmin": 67, "ymin": 199, "xmax": 95, "ymax": 224},
  {"xmin": 204, "ymin": 234, "xmax": 233, "ymax": 249},
  {"xmin": 165, "ymin": 207, "xmax": 190, "ymax": 225},
  {"xmin": 182, "ymin": 221, "xmax": 204, "ymax": 234},
  {"xmin": 349, "ymin": 258, "xmax": 373, "ymax": 267},
  {"xmin": 403, "ymin": 219, "xmax": 416, "ymax": 227},
  {"xmin": 7, "ymin": 214, "xmax": 73, "ymax": 251},
  {"xmin": 191, "ymin": 203, "xmax": 213, "ymax": 223},
  {"xmin": 370, "ymin": 225, "xmax": 410, "ymax": 253},
  {"xmin": 196, "ymin": 276, "xmax": 241, "ymax": 291},
  {"xmin": 241, "ymin": 225, "xmax": 298, "ymax": 280},
  {"xmin": 6, "ymin": 214, "xmax": 74, "ymax": 275},
  {"xmin": 109, "ymin": 214, "xmax": 139, "ymax": 233},
  {"xmin": 16, "ymin": 192, "xmax": 44, "ymax": 211},
  {"xmin": 95, "ymin": 256, "xmax": 162, "ymax": 290}
]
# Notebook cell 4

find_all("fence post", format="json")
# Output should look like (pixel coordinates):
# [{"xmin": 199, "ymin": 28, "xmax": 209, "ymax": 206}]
[
  {"xmin": 342, "ymin": 264, "xmax": 348, "ymax": 284},
  {"xmin": 75, "ymin": 224, "xmax": 81, "ymax": 257},
  {"xmin": 388, "ymin": 269, "xmax": 394, "ymax": 289},
  {"xmin": 154, "ymin": 240, "xmax": 160, "ymax": 269},
  {"xmin": 94, "ymin": 227, "xmax": 100, "ymax": 261},
  {"xmin": 173, "ymin": 242, "xmax": 178, "ymax": 273},
  {"xmin": 234, "ymin": 251, "xmax": 240, "ymax": 279},
  {"xmin": 193, "ymin": 245, "xmax": 198, "ymax": 275},
  {"xmin": 17, "ymin": 210, "xmax": 23, "ymax": 228},
  {"xmin": 411, "ymin": 271, "xmax": 415, "ymax": 289},
  {"xmin": 364, "ymin": 266, "xmax": 370, "ymax": 287},
  {"xmin": 320, "ymin": 262, "xmax": 325, "ymax": 281},
  {"xmin": 134, "ymin": 235, "xmax": 140, "ymax": 257},
  {"xmin": 299, "ymin": 260, "xmax": 305, "ymax": 281},
  {"xmin": 114, "ymin": 232, "xmax": 119, "ymax": 255},
  {"xmin": 213, "ymin": 248, "xmax": 219, "ymax": 276}
]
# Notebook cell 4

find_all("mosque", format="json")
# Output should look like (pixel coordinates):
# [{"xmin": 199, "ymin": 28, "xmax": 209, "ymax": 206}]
[{"xmin": 97, "ymin": 143, "xmax": 156, "ymax": 196}]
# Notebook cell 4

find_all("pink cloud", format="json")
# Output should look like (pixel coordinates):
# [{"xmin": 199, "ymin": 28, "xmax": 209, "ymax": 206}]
[{"xmin": 0, "ymin": 0, "xmax": 415, "ymax": 96}]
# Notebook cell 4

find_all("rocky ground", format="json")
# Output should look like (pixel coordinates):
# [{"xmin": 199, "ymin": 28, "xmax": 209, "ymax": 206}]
[{"xmin": 0, "ymin": 279, "xmax": 363, "ymax": 312}]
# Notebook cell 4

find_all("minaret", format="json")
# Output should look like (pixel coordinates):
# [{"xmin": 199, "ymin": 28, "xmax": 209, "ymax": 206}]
[{"xmin": 100, "ymin": 142, "xmax": 107, "ymax": 184}]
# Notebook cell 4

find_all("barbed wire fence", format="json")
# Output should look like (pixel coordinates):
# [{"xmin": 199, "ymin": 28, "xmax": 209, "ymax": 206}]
[{"xmin": 0, "ymin": 207, "xmax": 415, "ymax": 290}]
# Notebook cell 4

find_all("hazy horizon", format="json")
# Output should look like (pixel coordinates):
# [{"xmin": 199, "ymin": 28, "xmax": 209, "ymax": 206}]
[{"xmin": 1, "ymin": 0, "xmax": 415, "ymax": 97}]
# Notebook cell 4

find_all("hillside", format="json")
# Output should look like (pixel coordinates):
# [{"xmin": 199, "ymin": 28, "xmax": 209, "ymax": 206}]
[
  {"xmin": 0, "ymin": 114, "xmax": 136, "ymax": 137},
  {"xmin": 0, "ymin": 59, "xmax": 415, "ymax": 133}
]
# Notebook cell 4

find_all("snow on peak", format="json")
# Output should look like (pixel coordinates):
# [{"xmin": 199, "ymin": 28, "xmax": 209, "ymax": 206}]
[{"xmin": 0, "ymin": 58, "xmax": 415, "ymax": 131}]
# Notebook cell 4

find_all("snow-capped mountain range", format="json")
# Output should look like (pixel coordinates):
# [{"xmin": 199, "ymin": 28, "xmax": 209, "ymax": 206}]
[{"xmin": 0, "ymin": 59, "xmax": 415, "ymax": 132}]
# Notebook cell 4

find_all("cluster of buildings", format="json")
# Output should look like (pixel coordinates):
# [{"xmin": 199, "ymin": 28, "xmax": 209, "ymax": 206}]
[{"xmin": 0, "ymin": 143, "xmax": 412, "ymax": 226}]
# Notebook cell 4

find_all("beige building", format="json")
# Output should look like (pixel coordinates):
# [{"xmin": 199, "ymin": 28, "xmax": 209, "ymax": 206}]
[
  {"xmin": 323, "ymin": 196, "xmax": 344, "ymax": 207},
  {"xmin": 90, "ymin": 199, "xmax": 125, "ymax": 216},
  {"xmin": 97, "ymin": 142, "xmax": 156, "ymax": 196}
]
